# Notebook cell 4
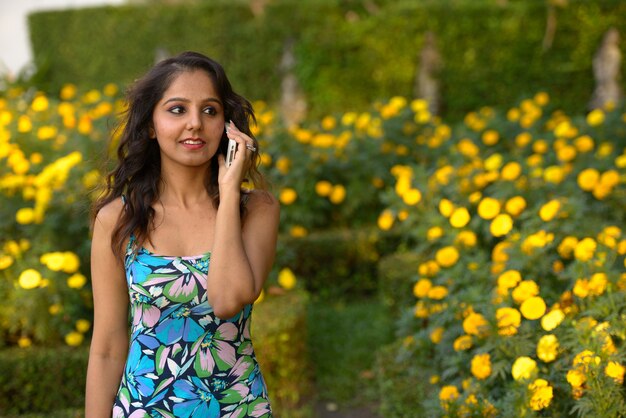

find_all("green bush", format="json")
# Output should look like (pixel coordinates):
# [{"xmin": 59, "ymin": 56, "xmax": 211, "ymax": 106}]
[
  {"xmin": 26, "ymin": 0, "xmax": 626, "ymax": 120},
  {"xmin": 0, "ymin": 346, "xmax": 88, "ymax": 414},
  {"xmin": 252, "ymin": 289, "xmax": 314, "ymax": 418},
  {"xmin": 275, "ymin": 228, "xmax": 403, "ymax": 298},
  {"xmin": 375, "ymin": 339, "xmax": 432, "ymax": 418},
  {"xmin": 378, "ymin": 251, "xmax": 422, "ymax": 319}
]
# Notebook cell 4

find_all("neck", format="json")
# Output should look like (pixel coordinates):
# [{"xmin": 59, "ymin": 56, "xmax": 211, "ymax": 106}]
[{"xmin": 158, "ymin": 163, "xmax": 212, "ymax": 208}]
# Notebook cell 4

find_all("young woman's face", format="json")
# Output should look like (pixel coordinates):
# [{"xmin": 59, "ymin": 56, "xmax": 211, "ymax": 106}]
[{"xmin": 151, "ymin": 69, "xmax": 225, "ymax": 170}]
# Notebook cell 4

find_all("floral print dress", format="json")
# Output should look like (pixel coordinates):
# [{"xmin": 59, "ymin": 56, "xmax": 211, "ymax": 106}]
[{"xmin": 112, "ymin": 237, "xmax": 272, "ymax": 418}]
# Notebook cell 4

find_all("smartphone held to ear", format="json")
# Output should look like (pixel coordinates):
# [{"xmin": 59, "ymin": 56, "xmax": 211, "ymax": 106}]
[{"xmin": 225, "ymin": 122, "xmax": 237, "ymax": 168}]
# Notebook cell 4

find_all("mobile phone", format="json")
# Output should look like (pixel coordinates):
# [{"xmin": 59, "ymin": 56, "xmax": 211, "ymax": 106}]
[{"xmin": 225, "ymin": 122, "xmax": 237, "ymax": 167}]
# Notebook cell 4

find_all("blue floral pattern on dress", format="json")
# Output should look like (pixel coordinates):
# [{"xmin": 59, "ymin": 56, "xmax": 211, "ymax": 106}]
[{"xmin": 112, "ymin": 238, "xmax": 272, "ymax": 417}]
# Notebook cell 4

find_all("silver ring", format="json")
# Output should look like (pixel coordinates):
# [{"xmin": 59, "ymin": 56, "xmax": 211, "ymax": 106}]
[{"xmin": 245, "ymin": 143, "xmax": 257, "ymax": 152}]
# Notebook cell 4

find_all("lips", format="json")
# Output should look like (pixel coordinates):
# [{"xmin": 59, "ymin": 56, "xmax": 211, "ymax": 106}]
[{"xmin": 180, "ymin": 137, "xmax": 205, "ymax": 145}]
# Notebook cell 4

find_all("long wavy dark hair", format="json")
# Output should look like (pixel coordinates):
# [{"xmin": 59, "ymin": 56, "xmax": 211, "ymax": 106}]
[{"xmin": 93, "ymin": 51, "xmax": 266, "ymax": 258}]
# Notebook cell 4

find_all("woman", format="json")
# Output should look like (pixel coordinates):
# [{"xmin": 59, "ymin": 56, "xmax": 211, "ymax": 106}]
[{"xmin": 85, "ymin": 51, "xmax": 279, "ymax": 417}]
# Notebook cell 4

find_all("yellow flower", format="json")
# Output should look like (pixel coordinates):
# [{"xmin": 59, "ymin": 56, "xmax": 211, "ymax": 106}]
[
  {"xmin": 254, "ymin": 289, "xmax": 265, "ymax": 304},
  {"xmin": 501, "ymin": 161, "xmax": 522, "ymax": 181},
  {"xmin": 586, "ymin": 109, "xmax": 605, "ymax": 126},
  {"xmin": 439, "ymin": 199, "xmax": 455, "ymax": 217},
  {"xmin": 574, "ymin": 135, "xmax": 594, "ymax": 153},
  {"xmin": 574, "ymin": 237, "xmax": 596, "ymax": 262},
  {"xmin": 0, "ymin": 255, "xmax": 14, "ymax": 270},
  {"xmin": 539, "ymin": 200, "xmax": 560, "ymax": 222},
  {"xmin": 31, "ymin": 94, "xmax": 49, "ymax": 112},
  {"xmin": 471, "ymin": 353, "xmax": 492, "ymax": 380},
  {"xmin": 402, "ymin": 188, "xmax": 422, "ymax": 205},
  {"xmin": 65, "ymin": 331, "xmax": 84, "ymax": 346},
  {"xmin": 321, "ymin": 115, "xmax": 337, "ymax": 130},
  {"xmin": 482, "ymin": 130, "xmax": 500, "ymax": 146},
  {"xmin": 512, "ymin": 280, "xmax": 540, "ymax": 304},
  {"xmin": 61, "ymin": 252, "xmax": 80, "ymax": 274},
  {"xmin": 541, "ymin": 309, "xmax": 565, "ymax": 331},
  {"xmin": 103, "ymin": 83, "xmax": 119, "ymax": 97},
  {"xmin": 532, "ymin": 139, "xmax": 549, "ymax": 154},
  {"xmin": 414, "ymin": 301, "xmax": 429, "ymax": 318},
  {"xmin": 67, "ymin": 273, "xmax": 87, "ymax": 289},
  {"xmin": 377, "ymin": 209, "xmax": 395, "ymax": 231},
  {"xmin": 76, "ymin": 319, "xmax": 91, "ymax": 333},
  {"xmin": 498, "ymin": 270, "xmax": 522, "ymax": 291},
  {"xmin": 37, "ymin": 126, "xmax": 58, "ymax": 141},
  {"xmin": 439, "ymin": 385, "xmax": 459, "ymax": 402},
  {"xmin": 315, "ymin": 180, "xmax": 333, "ymax": 197},
  {"xmin": 605, "ymin": 361, "xmax": 625, "ymax": 384},
  {"xmin": 505, "ymin": 196, "xmax": 526, "ymax": 217},
  {"xmin": 457, "ymin": 138, "xmax": 479, "ymax": 158},
  {"xmin": 557, "ymin": 236, "xmax": 579, "ymax": 259},
  {"xmin": 577, "ymin": 168, "xmax": 600, "ymax": 191},
  {"xmin": 588, "ymin": 272, "xmax": 608, "ymax": 296},
  {"xmin": 463, "ymin": 312, "xmax": 489, "ymax": 336},
  {"xmin": 60, "ymin": 84, "xmax": 77, "ymax": 100},
  {"xmin": 478, "ymin": 197, "xmax": 500, "ymax": 220},
  {"xmin": 543, "ymin": 165, "xmax": 565, "ymax": 184},
  {"xmin": 573, "ymin": 350, "xmax": 601, "ymax": 370},
  {"xmin": 278, "ymin": 268, "xmax": 297, "ymax": 290},
  {"xmin": 600, "ymin": 170, "xmax": 619, "ymax": 188},
  {"xmin": 490, "ymin": 214, "xmax": 513, "ymax": 237},
  {"xmin": 537, "ymin": 334, "xmax": 559, "ymax": 362},
  {"xmin": 18, "ymin": 336, "xmax": 32, "ymax": 348},
  {"xmin": 449, "ymin": 207, "xmax": 471, "ymax": 228},
  {"xmin": 453, "ymin": 335, "xmax": 473, "ymax": 351},
  {"xmin": 455, "ymin": 230, "xmax": 477, "ymax": 247},
  {"xmin": 528, "ymin": 379, "xmax": 553, "ymax": 411},
  {"xmin": 289, "ymin": 225, "xmax": 308, "ymax": 238},
  {"xmin": 275, "ymin": 157, "xmax": 291, "ymax": 174},
  {"xmin": 18, "ymin": 269, "xmax": 42, "ymax": 289},
  {"xmin": 16, "ymin": 207, "xmax": 35, "ymax": 225},
  {"xmin": 566, "ymin": 369, "xmax": 586, "ymax": 388},
  {"xmin": 430, "ymin": 327, "xmax": 444, "ymax": 344},
  {"xmin": 427, "ymin": 226, "xmax": 444, "ymax": 241},
  {"xmin": 428, "ymin": 286, "xmax": 448, "ymax": 300},
  {"xmin": 329, "ymin": 185, "xmax": 346, "ymax": 204},
  {"xmin": 512, "ymin": 356, "xmax": 537, "ymax": 381},
  {"xmin": 435, "ymin": 246, "xmax": 459, "ymax": 268},
  {"xmin": 496, "ymin": 307, "xmax": 521, "ymax": 336},
  {"xmin": 534, "ymin": 92, "xmax": 550, "ymax": 105},
  {"xmin": 279, "ymin": 188, "xmax": 297, "ymax": 205},
  {"xmin": 413, "ymin": 279, "xmax": 432, "ymax": 298}
]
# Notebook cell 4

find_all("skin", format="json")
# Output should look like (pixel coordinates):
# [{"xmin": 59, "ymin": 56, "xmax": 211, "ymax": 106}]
[{"xmin": 85, "ymin": 70, "xmax": 280, "ymax": 417}]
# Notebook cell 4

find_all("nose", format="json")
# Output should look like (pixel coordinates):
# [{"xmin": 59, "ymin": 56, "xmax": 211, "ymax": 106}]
[{"xmin": 186, "ymin": 109, "xmax": 203, "ymax": 131}]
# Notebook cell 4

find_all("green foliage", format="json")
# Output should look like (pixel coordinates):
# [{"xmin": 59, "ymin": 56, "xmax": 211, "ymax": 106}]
[
  {"xmin": 375, "ymin": 339, "xmax": 432, "ymax": 418},
  {"xmin": 0, "ymin": 346, "xmax": 88, "ymax": 414},
  {"xmin": 252, "ymin": 290, "xmax": 314, "ymax": 418},
  {"xmin": 275, "ymin": 228, "xmax": 402, "ymax": 298},
  {"xmin": 26, "ymin": 0, "xmax": 626, "ymax": 120},
  {"xmin": 378, "ymin": 251, "xmax": 422, "ymax": 319},
  {"xmin": 307, "ymin": 297, "xmax": 393, "ymax": 405}
]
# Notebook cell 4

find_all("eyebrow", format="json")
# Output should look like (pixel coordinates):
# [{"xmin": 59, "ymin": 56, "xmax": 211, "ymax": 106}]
[{"xmin": 162, "ymin": 97, "xmax": 223, "ymax": 106}]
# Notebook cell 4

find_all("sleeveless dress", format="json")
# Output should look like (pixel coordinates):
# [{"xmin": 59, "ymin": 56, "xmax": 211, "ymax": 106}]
[{"xmin": 112, "ymin": 236, "xmax": 272, "ymax": 418}]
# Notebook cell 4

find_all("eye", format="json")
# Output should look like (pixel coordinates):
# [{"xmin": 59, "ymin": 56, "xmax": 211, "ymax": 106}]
[
  {"xmin": 168, "ymin": 105, "xmax": 185, "ymax": 114},
  {"xmin": 203, "ymin": 106, "xmax": 217, "ymax": 116}
]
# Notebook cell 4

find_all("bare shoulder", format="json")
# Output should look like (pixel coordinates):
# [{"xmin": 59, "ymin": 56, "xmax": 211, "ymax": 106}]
[
  {"xmin": 246, "ymin": 189, "xmax": 280, "ymax": 214},
  {"xmin": 94, "ymin": 197, "xmax": 125, "ymax": 230},
  {"xmin": 243, "ymin": 189, "xmax": 280, "ymax": 224}
]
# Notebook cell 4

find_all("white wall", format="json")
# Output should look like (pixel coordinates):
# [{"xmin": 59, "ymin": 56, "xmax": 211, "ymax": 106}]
[{"xmin": 0, "ymin": 0, "xmax": 125, "ymax": 76}]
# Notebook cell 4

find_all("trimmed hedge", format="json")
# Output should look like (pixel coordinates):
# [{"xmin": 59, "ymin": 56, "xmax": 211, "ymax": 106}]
[
  {"xmin": 374, "ymin": 340, "xmax": 433, "ymax": 418},
  {"xmin": 377, "ymin": 251, "xmax": 421, "ymax": 319},
  {"xmin": 0, "ymin": 290, "xmax": 311, "ymax": 417},
  {"xmin": 27, "ymin": 0, "xmax": 626, "ymax": 120},
  {"xmin": 275, "ymin": 228, "xmax": 404, "ymax": 299},
  {"xmin": 0, "ymin": 346, "xmax": 88, "ymax": 414},
  {"xmin": 252, "ymin": 289, "xmax": 313, "ymax": 418}
]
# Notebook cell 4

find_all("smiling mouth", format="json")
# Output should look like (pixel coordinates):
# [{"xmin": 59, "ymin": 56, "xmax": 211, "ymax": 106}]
[{"xmin": 181, "ymin": 138, "xmax": 205, "ymax": 145}]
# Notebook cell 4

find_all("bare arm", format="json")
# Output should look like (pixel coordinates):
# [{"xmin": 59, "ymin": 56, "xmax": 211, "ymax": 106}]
[
  {"xmin": 207, "ymin": 123, "xmax": 280, "ymax": 319},
  {"xmin": 85, "ymin": 198, "xmax": 130, "ymax": 417}
]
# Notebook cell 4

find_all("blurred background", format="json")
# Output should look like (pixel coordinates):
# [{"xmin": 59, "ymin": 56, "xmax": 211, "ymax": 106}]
[{"xmin": 0, "ymin": 0, "xmax": 625, "ymax": 417}]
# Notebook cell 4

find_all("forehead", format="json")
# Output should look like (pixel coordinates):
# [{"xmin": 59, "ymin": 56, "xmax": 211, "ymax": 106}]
[{"xmin": 162, "ymin": 69, "xmax": 218, "ymax": 99}]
